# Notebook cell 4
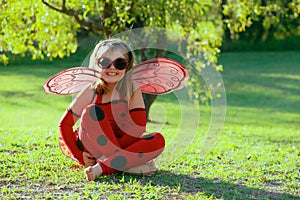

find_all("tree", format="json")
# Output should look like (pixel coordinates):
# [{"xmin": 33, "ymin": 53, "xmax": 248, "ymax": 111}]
[
  {"xmin": 1, "ymin": 0, "xmax": 299, "ymax": 115},
  {"xmin": 0, "ymin": 0, "xmax": 223, "ymax": 116},
  {"xmin": 0, "ymin": 0, "xmax": 79, "ymax": 64},
  {"xmin": 222, "ymin": 0, "xmax": 300, "ymax": 41}
]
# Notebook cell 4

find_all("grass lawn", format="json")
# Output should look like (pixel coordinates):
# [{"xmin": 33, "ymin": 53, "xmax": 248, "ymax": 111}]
[{"xmin": 0, "ymin": 51, "xmax": 299, "ymax": 199}]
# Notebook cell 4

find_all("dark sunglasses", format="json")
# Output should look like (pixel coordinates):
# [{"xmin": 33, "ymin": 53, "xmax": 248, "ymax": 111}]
[{"xmin": 97, "ymin": 57, "xmax": 128, "ymax": 70}]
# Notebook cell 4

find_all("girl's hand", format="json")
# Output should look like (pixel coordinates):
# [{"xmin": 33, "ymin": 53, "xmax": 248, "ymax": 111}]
[{"xmin": 83, "ymin": 152, "xmax": 96, "ymax": 167}]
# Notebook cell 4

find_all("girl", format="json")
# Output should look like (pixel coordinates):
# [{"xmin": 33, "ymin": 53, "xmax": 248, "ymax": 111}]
[{"xmin": 58, "ymin": 38, "xmax": 165, "ymax": 181}]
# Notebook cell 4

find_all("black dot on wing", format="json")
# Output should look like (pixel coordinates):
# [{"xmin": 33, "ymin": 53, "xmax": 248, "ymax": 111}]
[
  {"xmin": 97, "ymin": 135, "xmax": 108, "ymax": 146},
  {"xmin": 143, "ymin": 134, "xmax": 154, "ymax": 140},
  {"xmin": 110, "ymin": 156, "xmax": 127, "ymax": 170},
  {"xmin": 90, "ymin": 105, "xmax": 105, "ymax": 121}
]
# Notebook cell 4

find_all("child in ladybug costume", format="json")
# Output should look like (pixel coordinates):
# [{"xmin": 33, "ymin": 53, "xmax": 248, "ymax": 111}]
[{"xmin": 58, "ymin": 39, "xmax": 165, "ymax": 181}]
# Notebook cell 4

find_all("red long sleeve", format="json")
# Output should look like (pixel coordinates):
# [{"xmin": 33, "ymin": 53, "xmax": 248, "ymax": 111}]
[
  {"xmin": 58, "ymin": 109, "xmax": 85, "ymax": 166},
  {"xmin": 118, "ymin": 108, "xmax": 146, "ymax": 148}
]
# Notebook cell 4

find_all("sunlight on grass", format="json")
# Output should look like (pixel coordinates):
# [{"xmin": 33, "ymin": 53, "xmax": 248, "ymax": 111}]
[{"xmin": 1, "ymin": 51, "xmax": 300, "ymax": 199}]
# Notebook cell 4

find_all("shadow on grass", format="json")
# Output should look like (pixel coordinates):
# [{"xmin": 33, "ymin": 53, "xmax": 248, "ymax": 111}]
[
  {"xmin": 224, "ymin": 74, "xmax": 300, "ymax": 114},
  {"xmin": 98, "ymin": 170, "xmax": 299, "ymax": 200},
  {"xmin": 220, "ymin": 52, "xmax": 300, "ymax": 115}
]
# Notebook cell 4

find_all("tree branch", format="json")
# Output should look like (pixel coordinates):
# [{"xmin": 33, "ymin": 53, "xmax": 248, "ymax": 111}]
[
  {"xmin": 62, "ymin": 0, "xmax": 66, "ymax": 10},
  {"xmin": 41, "ymin": 0, "xmax": 104, "ymax": 33},
  {"xmin": 41, "ymin": 0, "xmax": 65, "ymax": 14}
]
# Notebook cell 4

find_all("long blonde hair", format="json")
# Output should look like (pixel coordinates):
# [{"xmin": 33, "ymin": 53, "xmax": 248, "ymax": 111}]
[{"xmin": 89, "ymin": 38, "xmax": 135, "ymax": 100}]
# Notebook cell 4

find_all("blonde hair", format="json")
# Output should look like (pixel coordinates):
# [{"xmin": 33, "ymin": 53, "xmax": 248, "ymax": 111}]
[{"xmin": 89, "ymin": 38, "xmax": 135, "ymax": 100}]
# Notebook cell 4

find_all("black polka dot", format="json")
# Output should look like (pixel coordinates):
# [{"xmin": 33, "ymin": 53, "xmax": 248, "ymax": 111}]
[
  {"xmin": 90, "ymin": 105, "xmax": 105, "ymax": 121},
  {"xmin": 97, "ymin": 135, "xmax": 107, "ymax": 146},
  {"xmin": 110, "ymin": 156, "xmax": 127, "ymax": 170},
  {"xmin": 138, "ymin": 152, "xmax": 143, "ymax": 158},
  {"xmin": 120, "ymin": 112, "xmax": 126, "ymax": 117},
  {"xmin": 143, "ymin": 134, "xmax": 154, "ymax": 140}
]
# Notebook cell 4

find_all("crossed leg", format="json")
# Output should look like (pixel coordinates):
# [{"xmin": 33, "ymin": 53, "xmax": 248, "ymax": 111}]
[{"xmin": 79, "ymin": 104, "xmax": 165, "ymax": 181}]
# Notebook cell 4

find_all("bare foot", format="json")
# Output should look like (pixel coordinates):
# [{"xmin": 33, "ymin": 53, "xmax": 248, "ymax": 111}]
[
  {"xmin": 126, "ymin": 160, "xmax": 157, "ymax": 176},
  {"xmin": 84, "ymin": 163, "xmax": 103, "ymax": 181}
]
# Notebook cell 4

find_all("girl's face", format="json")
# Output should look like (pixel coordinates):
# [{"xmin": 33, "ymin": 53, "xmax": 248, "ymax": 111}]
[{"xmin": 97, "ymin": 49, "xmax": 127, "ymax": 86}]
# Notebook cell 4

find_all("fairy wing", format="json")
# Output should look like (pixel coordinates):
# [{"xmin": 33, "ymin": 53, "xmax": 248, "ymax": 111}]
[
  {"xmin": 43, "ymin": 67, "xmax": 100, "ymax": 95},
  {"xmin": 43, "ymin": 58, "xmax": 189, "ymax": 95},
  {"xmin": 132, "ymin": 58, "xmax": 189, "ymax": 94}
]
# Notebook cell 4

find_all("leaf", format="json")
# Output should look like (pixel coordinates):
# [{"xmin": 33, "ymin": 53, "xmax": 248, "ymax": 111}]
[{"xmin": 0, "ymin": 54, "xmax": 9, "ymax": 65}]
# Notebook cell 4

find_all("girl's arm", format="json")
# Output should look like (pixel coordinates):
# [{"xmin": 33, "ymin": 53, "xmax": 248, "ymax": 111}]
[
  {"xmin": 58, "ymin": 109, "xmax": 83, "ymax": 165},
  {"xmin": 128, "ymin": 88, "xmax": 145, "ymax": 110},
  {"xmin": 119, "ymin": 89, "xmax": 147, "ymax": 148},
  {"xmin": 58, "ymin": 85, "xmax": 96, "ymax": 166}
]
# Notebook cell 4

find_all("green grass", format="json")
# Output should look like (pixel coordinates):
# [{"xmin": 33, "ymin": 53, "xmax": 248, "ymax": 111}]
[{"xmin": 0, "ymin": 51, "xmax": 300, "ymax": 199}]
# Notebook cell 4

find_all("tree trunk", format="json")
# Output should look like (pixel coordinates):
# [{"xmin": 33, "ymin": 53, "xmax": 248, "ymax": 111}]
[
  {"xmin": 141, "ymin": 31, "xmax": 168, "ymax": 120},
  {"xmin": 143, "ymin": 93, "xmax": 158, "ymax": 121}
]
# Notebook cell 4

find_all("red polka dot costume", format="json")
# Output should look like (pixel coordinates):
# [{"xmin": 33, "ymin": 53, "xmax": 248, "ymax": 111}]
[
  {"xmin": 58, "ymin": 93, "xmax": 165, "ymax": 175},
  {"xmin": 43, "ymin": 45, "xmax": 189, "ymax": 177}
]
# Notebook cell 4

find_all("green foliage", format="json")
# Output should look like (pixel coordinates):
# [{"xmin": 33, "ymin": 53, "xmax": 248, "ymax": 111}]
[
  {"xmin": 1, "ymin": 0, "xmax": 299, "ymax": 101},
  {"xmin": 0, "ymin": 0, "xmax": 79, "ymax": 64},
  {"xmin": 1, "ymin": 0, "xmax": 299, "ymax": 64},
  {"xmin": 222, "ymin": 0, "xmax": 300, "ymax": 41},
  {"xmin": 222, "ymin": 0, "xmax": 255, "ymax": 34}
]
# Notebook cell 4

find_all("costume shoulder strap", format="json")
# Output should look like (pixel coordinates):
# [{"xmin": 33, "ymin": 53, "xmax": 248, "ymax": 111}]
[
  {"xmin": 95, "ymin": 92, "xmax": 103, "ymax": 104},
  {"xmin": 118, "ymin": 91, "xmax": 126, "ymax": 100}
]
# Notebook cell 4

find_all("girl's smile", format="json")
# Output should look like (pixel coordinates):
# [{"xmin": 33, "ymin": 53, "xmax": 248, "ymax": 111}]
[
  {"xmin": 99, "ymin": 50, "xmax": 127, "ymax": 86},
  {"xmin": 106, "ymin": 71, "xmax": 118, "ymax": 76}
]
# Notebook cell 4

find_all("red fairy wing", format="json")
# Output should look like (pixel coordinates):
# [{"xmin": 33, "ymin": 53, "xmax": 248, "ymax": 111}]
[
  {"xmin": 132, "ymin": 58, "xmax": 189, "ymax": 94},
  {"xmin": 43, "ymin": 67, "xmax": 100, "ymax": 95}
]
